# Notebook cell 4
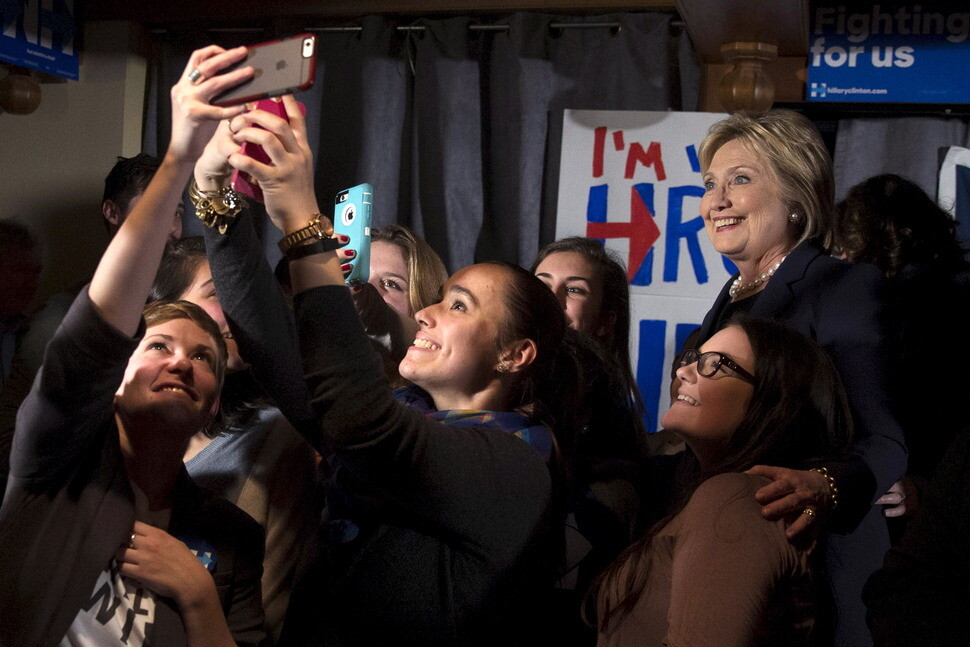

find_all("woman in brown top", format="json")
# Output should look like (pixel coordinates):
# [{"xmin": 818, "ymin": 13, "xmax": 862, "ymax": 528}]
[{"xmin": 594, "ymin": 317, "xmax": 851, "ymax": 646}]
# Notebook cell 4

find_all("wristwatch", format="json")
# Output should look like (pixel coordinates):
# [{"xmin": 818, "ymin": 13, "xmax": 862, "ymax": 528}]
[{"xmin": 277, "ymin": 214, "xmax": 334, "ymax": 255}]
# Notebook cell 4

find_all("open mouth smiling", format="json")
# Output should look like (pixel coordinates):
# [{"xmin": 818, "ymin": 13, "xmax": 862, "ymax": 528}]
[
  {"xmin": 714, "ymin": 217, "xmax": 745, "ymax": 231},
  {"xmin": 412, "ymin": 338, "xmax": 440, "ymax": 351},
  {"xmin": 676, "ymin": 393, "xmax": 699, "ymax": 406},
  {"xmin": 156, "ymin": 384, "xmax": 197, "ymax": 400}
]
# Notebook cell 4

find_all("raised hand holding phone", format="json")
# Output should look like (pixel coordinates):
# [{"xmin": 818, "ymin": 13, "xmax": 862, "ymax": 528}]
[
  {"xmin": 169, "ymin": 45, "xmax": 254, "ymax": 163},
  {"xmin": 226, "ymin": 94, "xmax": 318, "ymax": 226},
  {"xmin": 231, "ymin": 97, "xmax": 307, "ymax": 202},
  {"xmin": 212, "ymin": 34, "xmax": 316, "ymax": 107}
]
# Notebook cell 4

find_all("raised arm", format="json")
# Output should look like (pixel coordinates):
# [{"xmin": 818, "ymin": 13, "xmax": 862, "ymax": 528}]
[
  {"xmin": 226, "ymin": 95, "xmax": 345, "ymax": 292},
  {"xmin": 193, "ymin": 120, "xmax": 316, "ymax": 430},
  {"xmin": 89, "ymin": 47, "xmax": 252, "ymax": 335},
  {"xmin": 225, "ymin": 98, "xmax": 551, "ymax": 551}
]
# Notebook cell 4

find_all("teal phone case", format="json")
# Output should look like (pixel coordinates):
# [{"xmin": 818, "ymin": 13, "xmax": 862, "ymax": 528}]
[{"xmin": 333, "ymin": 183, "xmax": 373, "ymax": 286}]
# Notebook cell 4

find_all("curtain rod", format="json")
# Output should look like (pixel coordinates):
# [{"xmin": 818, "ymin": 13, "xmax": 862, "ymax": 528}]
[{"xmin": 172, "ymin": 19, "xmax": 684, "ymax": 35}]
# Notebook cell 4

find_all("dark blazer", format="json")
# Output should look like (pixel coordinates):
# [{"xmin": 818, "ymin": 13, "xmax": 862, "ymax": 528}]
[
  {"xmin": 0, "ymin": 290, "xmax": 265, "ymax": 647},
  {"xmin": 698, "ymin": 240, "xmax": 907, "ymax": 529}
]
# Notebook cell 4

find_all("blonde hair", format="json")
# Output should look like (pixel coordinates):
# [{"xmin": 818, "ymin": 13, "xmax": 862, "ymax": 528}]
[
  {"xmin": 698, "ymin": 110, "xmax": 836, "ymax": 252},
  {"xmin": 371, "ymin": 225, "xmax": 449, "ymax": 314}
]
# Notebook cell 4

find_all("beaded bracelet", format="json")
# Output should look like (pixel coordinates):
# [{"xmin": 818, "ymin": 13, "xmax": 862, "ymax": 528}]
[
  {"xmin": 188, "ymin": 179, "xmax": 245, "ymax": 234},
  {"xmin": 810, "ymin": 466, "xmax": 839, "ymax": 510}
]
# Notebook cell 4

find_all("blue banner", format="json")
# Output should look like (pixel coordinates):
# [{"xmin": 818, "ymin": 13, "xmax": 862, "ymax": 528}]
[
  {"xmin": 808, "ymin": 2, "xmax": 970, "ymax": 103},
  {"xmin": 1, "ymin": 0, "xmax": 79, "ymax": 81}
]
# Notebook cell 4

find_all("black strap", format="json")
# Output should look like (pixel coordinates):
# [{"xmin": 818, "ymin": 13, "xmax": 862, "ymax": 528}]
[{"xmin": 284, "ymin": 236, "xmax": 343, "ymax": 260}]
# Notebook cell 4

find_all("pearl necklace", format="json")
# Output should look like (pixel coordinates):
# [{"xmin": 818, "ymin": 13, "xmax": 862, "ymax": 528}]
[{"xmin": 729, "ymin": 256, "xmax": 787, "ymax": 299}]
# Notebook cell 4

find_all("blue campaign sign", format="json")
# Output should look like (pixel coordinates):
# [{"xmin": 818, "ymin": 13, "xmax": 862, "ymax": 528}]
[
  {"xmin": 808, "ymin": 2, "xmax": 970, "ymax": 103},
  {"xmin": 1, "ymin": 0, "xmax": 79, "ymax": 80}
]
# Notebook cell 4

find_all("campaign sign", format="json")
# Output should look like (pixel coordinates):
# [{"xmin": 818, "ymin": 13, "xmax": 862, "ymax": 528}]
[
  {"xmin": 938, "ymin": 146, "xmax": 970, "ymax": 251},
  {"xmin": 557, "ymin": 110, "xmax": 732, "ymax": 433},
  {"xmin": 1, "ymin": 0, "xmax": 79, "ymax": 80},
  {"xmin": 808, "ymin": 2, "xmax": 970, "ymax": 103}
]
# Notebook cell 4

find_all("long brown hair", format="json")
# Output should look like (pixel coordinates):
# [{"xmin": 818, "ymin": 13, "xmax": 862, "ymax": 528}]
[
  {"xmin": 531, "ymin": 237, "xmax": 647, "ymax": 442},
  {"xmin": 590, "ymin": 317, "xmax": 851, "ymax": 633}
]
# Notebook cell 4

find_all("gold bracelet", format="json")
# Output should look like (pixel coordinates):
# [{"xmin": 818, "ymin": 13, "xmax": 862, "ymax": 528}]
[
  {"xmin": 277, "ymin": 214, "xmax": 334, "ymax": 255},
  {"xmin": 810, "ymin": 466, "xmax": 839, "ymax": 510},
  {"xmin": 188, "ymin": 179, "xmax": 245, "ymax": 234}
]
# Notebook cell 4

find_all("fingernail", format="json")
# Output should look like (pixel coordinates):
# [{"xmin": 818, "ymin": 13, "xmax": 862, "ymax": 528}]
[
  {"xmin": 338, "ymin": 235, "xmax": 350, "ymax": 244},
  {"xmin": 341, "ymin": 263, "xmax": 352, "ymax": 272},
  {"xmin": 341, "ymin": 249, "xmax": 356, "ymax": 258},
  {"xmin": 352, "ymin": 286, "xmax": 363, "ymax": 293}
]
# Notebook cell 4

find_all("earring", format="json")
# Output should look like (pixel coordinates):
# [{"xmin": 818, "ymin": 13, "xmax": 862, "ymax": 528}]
[
  {"xmin": 497, "ymin": 362, "xmax": 510, "ymax": 374},
  {"xmin": 788, "ymin": 213, "xmax": 799, "ymax": 223}
]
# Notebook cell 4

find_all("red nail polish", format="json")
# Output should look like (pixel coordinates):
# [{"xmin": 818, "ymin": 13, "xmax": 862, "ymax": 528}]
[
  {"xmin": 341, "ymin": 263, "xmax": 352, "ymax": 271},
  {"xmin": 338, "ymin": 235, "xmax": 350, "ymax": 244}
]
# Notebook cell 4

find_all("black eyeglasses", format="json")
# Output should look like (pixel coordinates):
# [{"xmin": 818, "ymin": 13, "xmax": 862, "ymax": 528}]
[{"xmin": 676, "ymin": 349, "xmax": 756, "ymax": 384}]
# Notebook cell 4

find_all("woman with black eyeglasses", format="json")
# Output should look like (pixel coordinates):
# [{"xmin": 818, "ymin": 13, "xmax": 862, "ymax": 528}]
[{"xmin": 592, "ymin": 317, "xmax": 851, "ymax": 647}]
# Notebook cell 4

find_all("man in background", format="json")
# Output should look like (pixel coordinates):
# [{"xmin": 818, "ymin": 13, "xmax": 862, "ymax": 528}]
[
  {"xmin": 1, "ymin": 153, "xmax": 181, "ymax": 498},
  {"xmin": 0, "ymin": 220, "xmax": 43, "ymax": 391}
]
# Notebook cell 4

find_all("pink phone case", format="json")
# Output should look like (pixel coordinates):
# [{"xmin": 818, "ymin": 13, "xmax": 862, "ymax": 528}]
[{"xmin": 231, "ymin": 98, "xmax": 307, "ymax": 203}]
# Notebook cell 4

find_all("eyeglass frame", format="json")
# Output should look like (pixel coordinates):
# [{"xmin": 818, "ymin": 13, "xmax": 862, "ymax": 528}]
[{"xmin": 675, "ymin": 349, "xmax": 756, "ymax": 385}]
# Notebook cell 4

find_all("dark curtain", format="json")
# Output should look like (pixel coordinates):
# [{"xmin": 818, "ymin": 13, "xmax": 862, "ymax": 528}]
[
  {"xmin": 144, "ymin": 13, "xmax": 700, "ymax": 272},
  {"xmin": 834, "ymin": 117, "xmax": 970, "ymax": 201}
]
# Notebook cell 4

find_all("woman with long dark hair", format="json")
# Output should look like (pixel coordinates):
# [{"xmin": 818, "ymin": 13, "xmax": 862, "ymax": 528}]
[
  {"xmin": 594, "ymin": 317, "xmax": 851, "ymax": 646},
  {"xmin": 206, "ymin": 94, "xmax": 583, "ymax": 645},
  {"xmin": 531, "ymin": 237, "xmax": 649, "ymax": 646}
]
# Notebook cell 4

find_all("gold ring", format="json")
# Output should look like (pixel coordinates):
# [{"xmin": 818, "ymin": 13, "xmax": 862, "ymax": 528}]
[{"xmin": 802, "ymin": 508, "xmax": 816, "ymax": 518}]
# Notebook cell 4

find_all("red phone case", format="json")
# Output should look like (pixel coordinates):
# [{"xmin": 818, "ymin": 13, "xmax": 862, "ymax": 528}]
[
  {"xmin": 211, "ymin": 34, "xmax": 316, "ymax": 107},
  {"xmin": 231, "ymin": 98, "xmax": 307, "ymax": 203}
]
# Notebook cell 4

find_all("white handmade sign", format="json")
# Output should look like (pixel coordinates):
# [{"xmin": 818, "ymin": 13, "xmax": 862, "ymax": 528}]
[{"xmin": 557, "ymin": 109, "xmax": 732, "ymax": 432}]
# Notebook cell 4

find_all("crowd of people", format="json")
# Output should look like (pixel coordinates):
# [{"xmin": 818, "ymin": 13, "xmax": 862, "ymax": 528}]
[{"xmin": 1, "ymin": 43, "xmax": 968, "ymax": 647}]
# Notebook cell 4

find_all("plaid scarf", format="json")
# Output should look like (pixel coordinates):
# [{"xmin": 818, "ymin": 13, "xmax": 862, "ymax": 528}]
[{"xmin": 394, "ymin": 385, "xmax": 554, "ymax": 463}]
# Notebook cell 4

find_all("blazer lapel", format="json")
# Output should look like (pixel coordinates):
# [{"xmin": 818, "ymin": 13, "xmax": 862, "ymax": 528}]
[
  {"xmin": 698, "ymin": 271, "xmax": 736, "ymax": 342},
  {"xmin": 748, "ymin": 240, "xmax": 820, "ymax": 319},
  {"xmin": 698, "ymin": 240, "xmax": 824, "ymax": 341}
]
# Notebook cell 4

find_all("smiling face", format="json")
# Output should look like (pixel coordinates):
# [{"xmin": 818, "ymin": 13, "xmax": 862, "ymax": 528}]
[
  {"xmin": 534, "ymin": 251, "xmax": 608, "ymax": 339},
  {"xmin": 179, "ymin": 261, "xmax": 246, "ymax": 372},
  {"xmin": 115, "ymin": 318, "xmax": 221, "ymax": 436},
  {"xmin": 368, "ymin": 240, "xmax": 412, "ymax": 317},
  {"xmin": 661, "ymin": 326, "xmax": 755, "ymax": 464},
  {"xmin": 700, "ymin": 138, "xmax": 796, "ymax": 268},
  {"xmin": 398, "ymin": 264, "xmax": 509, "ymax": 409}
]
